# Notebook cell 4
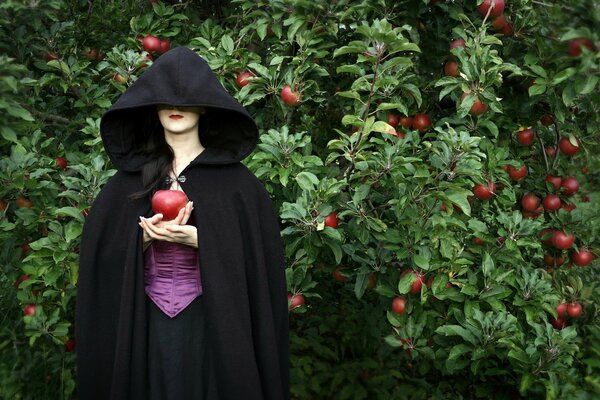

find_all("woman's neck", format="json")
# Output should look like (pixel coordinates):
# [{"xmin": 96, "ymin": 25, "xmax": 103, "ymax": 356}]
[{"xmin": 164, "ymin": 131, "xmax": 205, "ymax": 176}]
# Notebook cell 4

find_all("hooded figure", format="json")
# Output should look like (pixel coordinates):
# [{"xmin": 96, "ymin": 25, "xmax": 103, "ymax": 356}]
[{"xmin": 76, "ymin": 47, "xmax": 289, "ymax": 400}]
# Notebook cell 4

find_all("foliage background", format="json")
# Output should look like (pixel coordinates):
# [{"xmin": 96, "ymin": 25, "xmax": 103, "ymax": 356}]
[{"xmin": 0, "ymin": 0, "xmax": 599, "ymax": 399}]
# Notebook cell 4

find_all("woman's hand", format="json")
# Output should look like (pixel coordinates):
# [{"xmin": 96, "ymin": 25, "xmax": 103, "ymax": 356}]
[{"xmin": 139, "ymin": 201, "xmax": 198, "ymax": 248}]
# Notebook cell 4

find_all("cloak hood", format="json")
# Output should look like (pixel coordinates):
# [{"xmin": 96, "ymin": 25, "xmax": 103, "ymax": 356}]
[{"xmin": 100, "ymin": 46, "xmax": 258, "ymax": 171}]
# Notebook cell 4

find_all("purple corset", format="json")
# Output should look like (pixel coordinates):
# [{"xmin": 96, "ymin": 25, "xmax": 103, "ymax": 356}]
[{"xmin": 144, "ymin": 241, "xmax": 202, "ymax": 318}]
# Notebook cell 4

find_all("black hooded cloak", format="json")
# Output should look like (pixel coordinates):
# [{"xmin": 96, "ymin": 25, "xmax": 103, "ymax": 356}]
[{"xmin": 76, "ymin": 47, "xmax": 289, "ymax": 400}]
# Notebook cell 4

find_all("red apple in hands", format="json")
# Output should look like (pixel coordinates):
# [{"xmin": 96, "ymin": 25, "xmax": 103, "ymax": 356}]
[
  {"xmin": 281, "ymin": 84, "xmax": 301, "ymax": 106},
  {"xmin": 391, "ymin": 296, "xmax": 407, "ymax": 315},
  {"xmin": 151, "ymin": 190, "xmax": 189, "ymax": 221},
  {"xmin": 235, "ymin": 71, "xmax": 255, "ymax": 88}
]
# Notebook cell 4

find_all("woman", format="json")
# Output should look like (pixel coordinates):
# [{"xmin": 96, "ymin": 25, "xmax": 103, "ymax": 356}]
[{"xmin": 76, "ymin": 47, "xmax": 289, "ymax": 400}]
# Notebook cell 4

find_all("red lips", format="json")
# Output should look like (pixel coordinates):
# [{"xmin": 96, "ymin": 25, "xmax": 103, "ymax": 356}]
[{"xmin": 169, "ymin": 114, "xmax": 183, "ymax": 120}]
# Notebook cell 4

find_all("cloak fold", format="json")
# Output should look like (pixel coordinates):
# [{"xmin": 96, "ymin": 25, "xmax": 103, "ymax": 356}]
[{"xmin": 76, "ymin": 47, "xmax": 289, "ymax": 400}]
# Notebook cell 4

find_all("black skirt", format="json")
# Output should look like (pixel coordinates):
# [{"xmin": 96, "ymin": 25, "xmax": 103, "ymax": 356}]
[{"xmin": 147, "ymin": 294, "xmax": 216, "ymax": 400}]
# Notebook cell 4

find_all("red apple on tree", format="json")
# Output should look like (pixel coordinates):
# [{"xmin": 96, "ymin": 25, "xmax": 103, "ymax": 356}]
[
  {"xmin": 449, "ymin": 38, "xmax": 466, "ymax": 50},
  {"xmin": 84, "ymin": 48, "xmax": 98, "ymax": 61},
  {"xmin": 545, "ymin": 147, "xmax": 556, "ymax": 158},
  {"xmin": 572, "ymin": 249, "xmax": 594, "ymax": 267},
  {"xmin": 567, "ymin": 302, "xmax": 582, "ymax": 318},
  {"xmin": 281, "ymin": 84, "xmax": 301, "ymax": 106},
  {"xmin": 568, "ymin": 37, "xmax": 594, "ymax": 57},
  {"xmin": 507, "ymin": 164, "xmax": 527, "ymax": 181},
  {"xmin": 556, "ymin": 302, "xmax": 568, "ymax": 317},
  {"xmin": 43, "ymin": 51, "xmax": 59, "ymax": 62},
  {"xmin": 545, "ymin": 175, "xmax": 562, "ymax": 191},
  {"xmin": 552, "ymin": 230, "xmax": 575, "ymax": 250},
  {"xmin": 560, "ymin": 176, "xmax": 579, "ymax": 196},
  {"xmin": 477, "ymin": 0, "xmax": 505, "ymax": 18},
  {"xmin": 544, "ymin": 255, "xmax": 564, "ymax": 267},
  {"xmin": 288, "ymin": 293, "xmax": 305, "ymax": 310},
  {"xmin": 558, "ymin": 136, "xmax": 580, "ymax": 156},
  {"xmin": 324, "ymin": 212, "xmax": 339, "ymax": 228},
  {"xmin": 399, "ymin": 116, "xmax": 413, "ymax": 129},
  {"xmin": 517, "ymin": 128, "xmax": 535, "ymax": 145},
  {"xmin": 539, "ymin": 229, "xmax": 555, "ymax": 246},
  {"xmin": 540, "ymin": 114, "xmax": 554, "ymax": 126},
  {"xmin": 443, "ymin": 60, "xmax": 459, "ymax": 77},
  {"xmin": 65, "ymin": 339, "xmax": 76, "ymax": 352},
  {"xmin": 333, "ymin": 265, "xmax": 348, "ymax": 282},
  {"xmin": 473, "ymin": 181, "xmax": 496, "ymax": 200},
  {"xmin": 158, "ymin": 39, "xmax": 170, "ymax": 54},
  {"xmin": 235, "ymin": 71, "xmax": 255, "ymax": 88},
  {"xmin": 23, "ymin": 304, "xmax": 36, "ymax": 316},
  {"xmin": 387, "ymin": 113, "xmax": 400, "ymax": 127},
  {"xmin": 113, "ymin": 73, "xmax": 129, "ymax": 84},
  {"xmin": 14, "ymin": 274, "xmax": 30, "ymax": 289},
  {"xmin": 412, "ymin": 114, "xmax": 431, "ymax": 132},
  {"xmin": 16, "ymin": 195, "xmax": 33, "ymax": 209},
  {"xmin": 391, "ymin": 296, "xmax": 407, "ymax": 315},
  {"xmin": 0, "ymin": 199, "xmax": 7, "ymax": 212},
  {"xmin": 542, "ymin": 194, "xmax": 562, "ymax": 212},
  {"xmin": 461, "ymin": 92, "xmax": 488, "ymax": 116},
  {"xmin": 401, "ymin": 270, "xmax": 425, "ymax": 295},
  {"xmin": 56, "ymin": 157, "xmax": 67, "ymax": 170},
  {"xmin": 550, "ymin": 316, "xmax": 566, "ymax": 329},
  {"xmin": 151, "ymin": 190, "xmax": 189, "ymax": 221},
  {"xmin": 142, "ymin": 35, "xmax": 161, "ymax": 52},
  {"xmin": 521, "ymin": 194, "xmax": 540, "ymax": 211}
]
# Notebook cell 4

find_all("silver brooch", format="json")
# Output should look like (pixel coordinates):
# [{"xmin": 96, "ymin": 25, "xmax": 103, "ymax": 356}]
[{"xmin": 165, "ymin": 175, "xmax": 186, "ymax": 184}]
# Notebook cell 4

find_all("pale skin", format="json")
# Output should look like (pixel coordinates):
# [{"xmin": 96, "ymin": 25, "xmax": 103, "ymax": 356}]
[{"xmin": 138, "ymin": 105, "xmax": 207, "ymax": 249}]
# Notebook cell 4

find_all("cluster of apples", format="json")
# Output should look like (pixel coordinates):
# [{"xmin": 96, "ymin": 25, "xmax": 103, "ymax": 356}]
[
  {"xmin": 386, "ymin": 112, "xmax": 432, "ymax": 138},
  {"xmin": 550, "ymin": 301, "xmax": 583, "ymax": 330}
]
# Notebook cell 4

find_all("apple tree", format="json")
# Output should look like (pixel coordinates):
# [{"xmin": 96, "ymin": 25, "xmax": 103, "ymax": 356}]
[{"xmin": 0, "ymin": 0, "xmax": 599, "ymax": 399}]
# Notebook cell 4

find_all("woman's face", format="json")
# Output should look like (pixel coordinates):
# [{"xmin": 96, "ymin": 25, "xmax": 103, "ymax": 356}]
[{"xmin": 157, "ymin": 105, "xmax": 205, "ymax": 134}]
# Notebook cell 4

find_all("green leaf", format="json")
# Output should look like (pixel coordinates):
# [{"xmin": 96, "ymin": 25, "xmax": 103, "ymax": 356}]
[
  {"xmin": 448, "ymin": 343, "xmax": 471, "ymax": 360},
  {"xmin": 398, "ymin": 271, "xmax": 416, "ymax": 294},
  {"xmin": 354, "ymin": 274, "xmax": 368, "ymax": 300},
  {"xmin": 482, "ymin": 252, "xmax": 494, "ymax": 277},
  {"xmin": 295, "ymin": 172, "xmax": 319, "ymax": 192},
  {"xmin": 435, "ymin": 325, "xmax": 478, "ymax": 345}
]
